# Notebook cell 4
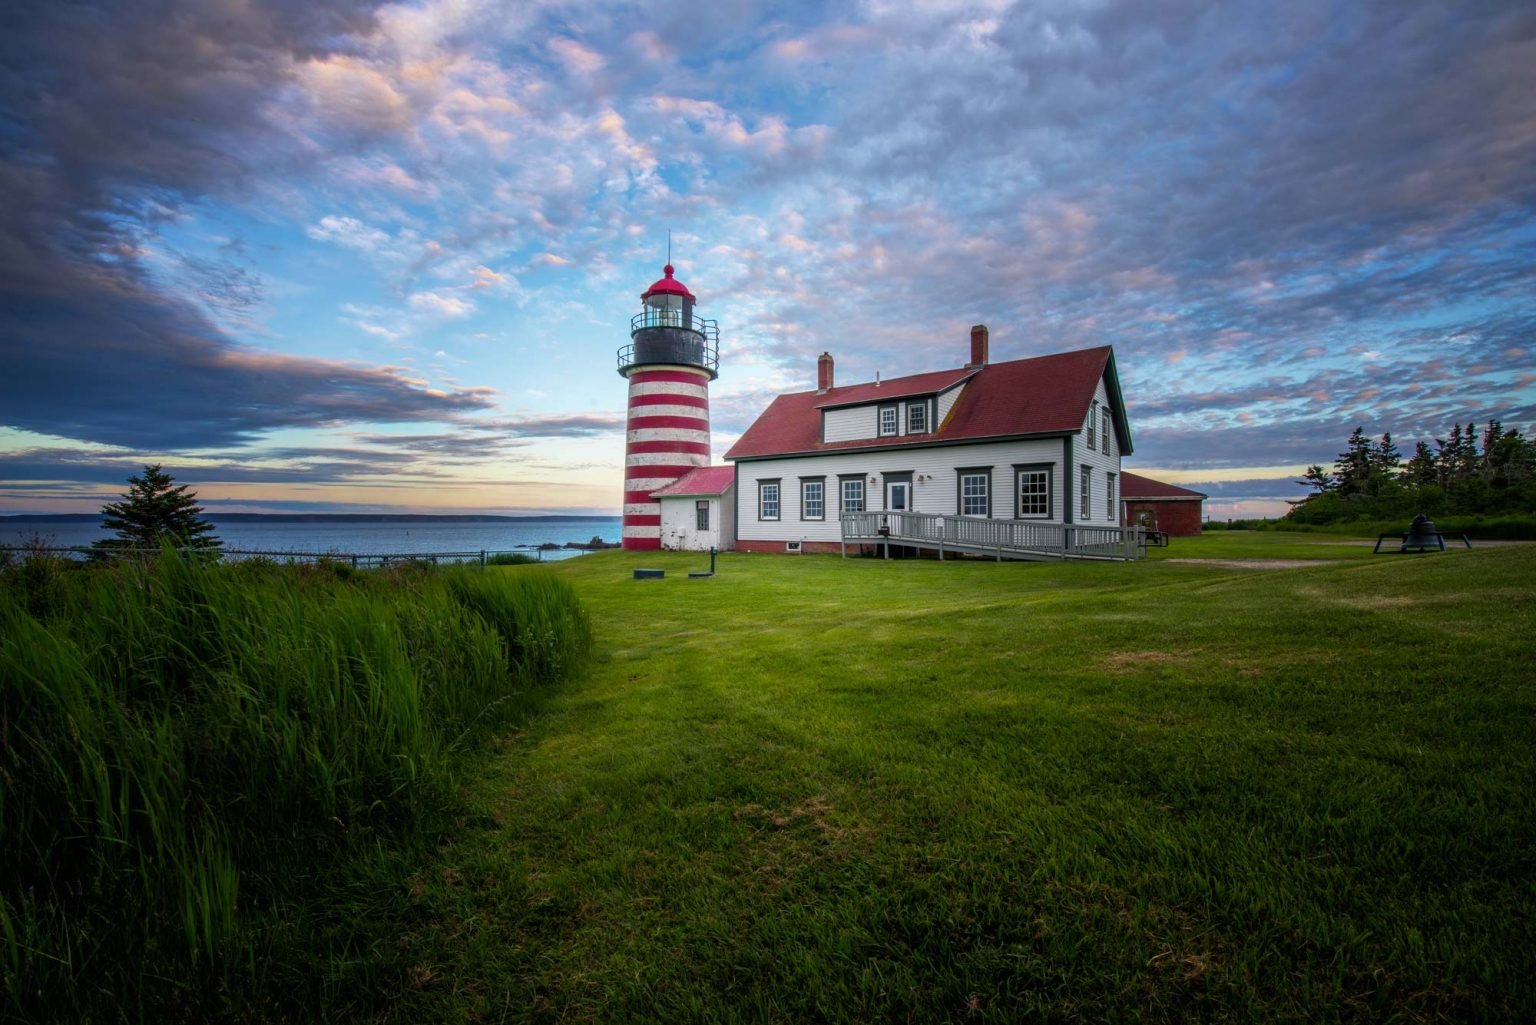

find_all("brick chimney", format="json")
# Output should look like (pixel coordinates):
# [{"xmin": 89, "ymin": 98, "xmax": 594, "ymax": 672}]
[
  {"xmin": 968, "ymin": 324, "xmax": 989, "ymax": 368},
  {"xmin": 817, "ymin": 351, "xmax": 834, "ymax": 392}
]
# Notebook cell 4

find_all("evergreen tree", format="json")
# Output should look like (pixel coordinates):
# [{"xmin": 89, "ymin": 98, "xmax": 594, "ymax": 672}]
[
  {"xmin": 93, "ymin": 465, "xmax": 222, "ymax": 556},
  {"xmin": 1434, "ymin": 425, "xmax": 1478, "ymax": 487},
  {"xmin": 1403, "ymin": 441, "xmax": 1438, "ymax": 486},
  {"xmin": 1374, "ymin": 432, "xmax": 1400, "ymax": 475},
  {"xmin": 1332, "ymin": 427, "xmax": 1374, "ymax": 497},
  {"xmin": 1296, "ymin": 464, "xmax": 1336, "ymax": 493}
]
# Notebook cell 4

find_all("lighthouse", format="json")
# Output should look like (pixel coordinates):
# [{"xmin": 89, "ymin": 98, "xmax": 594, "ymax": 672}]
[{"xmin": 616, "ymin": 263, "xmax": 720, "ymax": 550}]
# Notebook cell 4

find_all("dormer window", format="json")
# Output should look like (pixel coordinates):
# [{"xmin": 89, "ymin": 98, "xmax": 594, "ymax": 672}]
[
  {"xmin": 879, "ymin": 405, "xmax": 898, "ymax": 436},
  {"xmin": 907, "ymin": 401, "xmax": 928, "ymax": 434}
]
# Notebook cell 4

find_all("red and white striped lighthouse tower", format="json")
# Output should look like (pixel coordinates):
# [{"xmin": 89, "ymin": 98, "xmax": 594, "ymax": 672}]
[{"xmin": 616, "ymin": 264, "xmax": 720, "ymax": 550}]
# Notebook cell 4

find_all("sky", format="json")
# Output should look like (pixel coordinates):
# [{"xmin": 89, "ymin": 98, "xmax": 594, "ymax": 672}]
[{"xmin": 2, "ymin": 0, "xmax": 1533, "ymax": 520}]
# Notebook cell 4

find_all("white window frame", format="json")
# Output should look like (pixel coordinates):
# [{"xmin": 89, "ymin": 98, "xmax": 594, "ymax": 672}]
[
  {"xmin": 1101, "ymin": 408, "xmax": 1111, "ymax": 455},
  {"xmin": 1016, "ymin": 467, "xmax": 1051, "ymax": 518},
  {"xmin": 959, "ymin": 471, "xmax": 990, "ymax": 517},
  {"xmin": 802, "ymin": 479, "xmax": 825, "ymax": 520},
  {"xmin": 1087, "ymin": 401, "xmax": 1097, "ymax": 450},
  {"xmin": 1080, "ymin": 466, "xmax": 1092, "ymax": 520},
  {"xmin": 907, "ymin": 401, "xmax": 928, "ymax": 435},
  {"xmin": 1106, "ymin": 472, "xmax": 1117, "ymax": 520},
  {"xmin": 840, "ymin": 477, "xmax": 865, "ymax": 514},
  {"xmin": 878, "ymin": 405, "xmax": 898, "ymax": 437},
  {"xmin": 759, "ymin": 480, "xmax": 780, "ymax": 521}
]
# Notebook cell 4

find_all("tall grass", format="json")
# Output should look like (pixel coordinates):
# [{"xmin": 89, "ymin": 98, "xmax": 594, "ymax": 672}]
[{"xmin": 0, "ymin": 551, "xmax": 590, "ymax": 1022}]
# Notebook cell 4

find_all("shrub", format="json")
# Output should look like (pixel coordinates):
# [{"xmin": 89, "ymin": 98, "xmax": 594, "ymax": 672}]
[{"xmin": 487, "ymin": 551, "xmax": 539, "ymax": 565}]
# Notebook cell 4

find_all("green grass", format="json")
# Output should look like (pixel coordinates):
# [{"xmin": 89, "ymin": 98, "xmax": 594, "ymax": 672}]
[
  {"xmin": 381, "ymin": 535, "xmax": 1535, "ymax": 1023},
  {"xmin": 1144, "ymin": 530, "xmax": 1379, "ymax": 560},
  {"xmin": 0, "ymin": 553, "xmax": 590, "ymax": 1023}
]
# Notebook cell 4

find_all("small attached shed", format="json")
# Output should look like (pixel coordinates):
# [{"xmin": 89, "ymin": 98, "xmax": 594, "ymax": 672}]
[
  {"xmin": 651, "ymin": 466, "xmax": 737, "ymax": 551},
  {"xmin": 1119, "ymin": 471, "xmax": 1207, "ymax": 536}
]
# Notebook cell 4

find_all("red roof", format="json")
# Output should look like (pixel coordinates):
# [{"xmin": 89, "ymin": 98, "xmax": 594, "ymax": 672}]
[
  {"xmin": 815, "ymin": 368, "xmax": 975, "ymax": 409},
  {"xmin": 1119, "ymin": 472, "xmax": 1206, "ymax": 500},
  {"xmin": 650, "ymin": 465, "xmax": 735, "ymax": 497},
  {"xmin": 640, "ymin": 264, "xmax": 695, "ymax": 302},
  {"xmin": 726, "ymin": 346, "xmax": 1129, "ymax": 460}
]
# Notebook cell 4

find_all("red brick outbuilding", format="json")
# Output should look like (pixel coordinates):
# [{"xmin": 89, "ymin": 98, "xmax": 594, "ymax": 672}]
[{"xmin": 1119, "ymin": 472, "xmax": 1206, "ymax": 536}]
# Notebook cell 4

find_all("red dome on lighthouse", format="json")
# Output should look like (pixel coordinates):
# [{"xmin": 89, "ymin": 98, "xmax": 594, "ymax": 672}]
[{"xmin": 641, "ymin": 264, "xmax": 696, "ymax": 302}]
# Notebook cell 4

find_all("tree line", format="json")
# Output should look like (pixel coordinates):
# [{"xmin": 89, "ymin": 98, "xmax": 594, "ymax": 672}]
[{"xmin": 1290, "ymin": 420, "xmax": 1536, "ymax": 524}]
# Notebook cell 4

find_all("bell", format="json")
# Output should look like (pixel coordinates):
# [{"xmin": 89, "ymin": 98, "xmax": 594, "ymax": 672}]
[{"xmin": 1401, "ymin": 513, "xmax": 1442, "ymax": 552}]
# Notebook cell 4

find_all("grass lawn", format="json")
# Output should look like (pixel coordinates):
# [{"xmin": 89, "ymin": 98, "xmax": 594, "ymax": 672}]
[{"xmin": 378, "ymin": 534, "xmax": 1534, "ymax": 1024}]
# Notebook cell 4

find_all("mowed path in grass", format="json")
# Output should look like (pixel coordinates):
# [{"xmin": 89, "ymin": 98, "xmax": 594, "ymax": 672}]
[{"xmin": 385, "ymin": 537, "xmax": 1535, "ymax": 1024}]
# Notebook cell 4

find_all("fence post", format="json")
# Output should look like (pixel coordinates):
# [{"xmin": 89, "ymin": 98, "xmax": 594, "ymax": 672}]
[{"xmin": 480, "ymin": 549, "xmax": 486, "ymax": 569}]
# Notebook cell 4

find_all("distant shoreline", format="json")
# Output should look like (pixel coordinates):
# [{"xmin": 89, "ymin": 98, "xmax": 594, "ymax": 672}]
[{"xmin": 0, "ymin": 513, "xmax": 618, "ymax": 524}]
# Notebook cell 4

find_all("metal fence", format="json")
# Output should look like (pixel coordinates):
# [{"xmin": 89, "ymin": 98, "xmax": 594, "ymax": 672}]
[{"xmin": 0, "ymin": 545, "xmax": 580, "ymax": 568}]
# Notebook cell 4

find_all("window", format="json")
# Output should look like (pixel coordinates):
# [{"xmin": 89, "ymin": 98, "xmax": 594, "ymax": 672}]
[
  {"xmin": 1101, "ymin": 408, "xmax": 1111, "ymax": 455},
  {"xmin": 908, "ymin": 402, "xmax": 928, "ymax": 434},
  {"xmin": 696, "ymin": 500, "xmax": 710, "ymax": 531},
  {"xmin": 1106, "ymin": 473, "xmax": 1117, "ymax": 520},
  {"xmin": 759, "ymin": 480, "xmax": 780, "ymax": 521},
  {"xmin": 1087, "ymin": 401, "xmax": 1097, "ymax": 450},
  {"xmin": 959, "ymin": 470, "xmax": 990, "ymax": 516},
  {"xmin": 801, "ymin": 479, "xmax": 825, "ymax": 520},
  {"xmin": 1080, "ymin": 466, "xmax": 1092, "ymax": 519},
  {"xmin": 840, "ymin": 476, "xmax": 865, "ymax": 513},
  {"xmin": 879, "ymin": 405, "xmax": 897, "ymax": 436},
  {"xmin": 1016, "ymin": 466, "xmax": 1051, "ymax": 518}
]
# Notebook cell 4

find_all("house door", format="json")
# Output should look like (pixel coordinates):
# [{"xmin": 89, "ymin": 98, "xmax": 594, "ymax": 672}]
[{"xmin": 886, "ymin": 481, "xmax": 910, "ymax": 512}]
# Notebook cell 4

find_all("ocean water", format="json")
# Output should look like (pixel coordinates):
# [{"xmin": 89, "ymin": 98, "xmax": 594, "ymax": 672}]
[{"xmin": 1, "ymin": 517, "xmax": 623, "ymax": 562}]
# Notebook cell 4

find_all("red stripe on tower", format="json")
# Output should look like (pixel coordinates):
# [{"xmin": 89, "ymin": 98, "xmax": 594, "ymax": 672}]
[
  {"xmin": 616, "ymin": 262, "xmax": 720, "ymax": 550},
  {"xmin": 628, "ymin": 392, "xmax": 709, "ymax": 409},
  {"xmin": 626, "ymin": 439, "xmax": 712, "ymax": 457}
]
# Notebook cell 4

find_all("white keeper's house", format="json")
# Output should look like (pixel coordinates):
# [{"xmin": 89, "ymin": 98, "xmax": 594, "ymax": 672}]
[{"xmin": 723, "ymin": 326, "xmax": 1134, "ymax": 555}]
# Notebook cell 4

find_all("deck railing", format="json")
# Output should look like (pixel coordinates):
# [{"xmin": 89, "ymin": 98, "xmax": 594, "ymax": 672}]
[{"xmin": 840, "ymin": 511, "xmax": 1145, "ymax": 561}]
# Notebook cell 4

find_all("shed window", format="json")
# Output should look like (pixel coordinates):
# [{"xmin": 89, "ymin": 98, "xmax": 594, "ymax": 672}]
[{"xmin": 696, "ymin": 500, "xmax": 710, "ymax": 531}]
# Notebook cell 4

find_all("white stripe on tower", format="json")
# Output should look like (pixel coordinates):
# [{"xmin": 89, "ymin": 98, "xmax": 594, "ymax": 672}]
[{"xmin": 622, "ymin": 366, "xmax": 712, "ymax": 550}]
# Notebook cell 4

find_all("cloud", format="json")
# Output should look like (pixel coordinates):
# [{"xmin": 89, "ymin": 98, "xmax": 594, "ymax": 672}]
[
  {"xmin": 407, "ymin": 290, "xmax": 476, "ymax": 317},
  {"xmin": 549, "ymin": 37, "xmax": 605, "ymax": 76},
  {"xmin": 0, "ymin": 0, "xmax": 512, "ymax": 451},
  {"xmin": 308, "ymin": 214, "xmax": 393, "ymax": 251},
  {"xmin": 4, "ymin": 0, "xmax": 1533, "ymax": 511}
]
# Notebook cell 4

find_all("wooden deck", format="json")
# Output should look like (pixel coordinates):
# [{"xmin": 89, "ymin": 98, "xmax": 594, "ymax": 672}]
[{"xmin": 840, "ymin": 511, "xmax": 1146, "ymax": 562}]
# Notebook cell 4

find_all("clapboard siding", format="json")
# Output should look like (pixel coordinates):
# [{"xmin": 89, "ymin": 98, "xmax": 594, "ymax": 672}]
[
  {"xmin": 733, "ymin": 435, "xmax": 1120, "ymax": 543},
  {"xmin": 822, "ymin": 405, "xmax": 875, "ymax": 442},
  {"xmin": 937, "ymin": 381, "xmax": 966, "ymax": 426}
]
